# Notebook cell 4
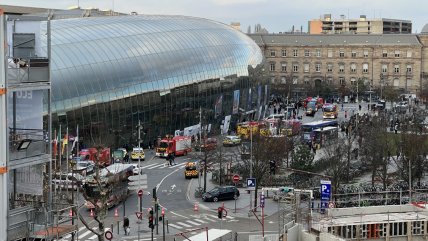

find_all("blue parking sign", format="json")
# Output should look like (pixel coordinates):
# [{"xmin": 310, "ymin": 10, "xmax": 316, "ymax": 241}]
[
  {"xmin": 247, "ymin": 178, "xmax": 256, "ymax": 190},
  {"xmin": 320, "ymin": 180, "xmax": 331, "ymax": 208}
]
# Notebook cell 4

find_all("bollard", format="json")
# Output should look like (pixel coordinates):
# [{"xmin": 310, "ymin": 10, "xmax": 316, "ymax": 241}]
[
  {"xmin": 111, "ymin": 223, "xmax": 114, "ymax": 234},
  {"xmin": 166, "ymin": 219, "xmax": 169, "ymax": 233}
]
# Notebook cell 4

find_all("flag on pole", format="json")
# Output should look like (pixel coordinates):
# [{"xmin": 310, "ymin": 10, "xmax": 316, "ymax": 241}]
[
  {"xmin": 53, "ymin": 129, "xmax": 58, "ymax": 157},
  {"xmin": 62, "ymin": 133, "xmax": 68, "ymax": 154}
]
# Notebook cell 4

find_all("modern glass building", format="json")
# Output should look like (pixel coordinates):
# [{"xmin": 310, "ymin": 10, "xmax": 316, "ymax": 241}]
[{"xmin": 30, "ymin": 15, "xmax": 264, "ymax": 147}]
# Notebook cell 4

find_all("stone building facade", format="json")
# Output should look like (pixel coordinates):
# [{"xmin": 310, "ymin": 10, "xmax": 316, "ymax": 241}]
[{"xmin": 249, "ymin": 34, "xmax": 424, "ymax": 97}]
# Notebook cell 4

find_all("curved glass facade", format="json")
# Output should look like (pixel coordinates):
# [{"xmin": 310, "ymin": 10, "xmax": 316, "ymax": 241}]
[{"xmin": 41, "ymin": 15, "xmax": 264, "ymax": 147}]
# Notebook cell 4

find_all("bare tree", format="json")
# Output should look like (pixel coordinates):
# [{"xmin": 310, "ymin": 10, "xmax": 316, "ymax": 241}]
[{"xmin": 321, "ymin": 142, "xmax": 347, "ymax": 194}]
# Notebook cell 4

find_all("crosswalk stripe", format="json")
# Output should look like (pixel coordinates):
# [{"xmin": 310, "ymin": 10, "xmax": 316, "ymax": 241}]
[
  {"xmin": 88, "ymin": 235, "xmax": 98, "ymax": 239},
  {"xmin": 79, "ymin": 230, "xmax": 93, "ymax": 239},
  {"xmin": 141, "ymin": 163, "xmax": 159, "ymax": 169},
  {"xmin": 185, "ymin": 220, "xmax": 202, "ymax": 226},
  {"xmin": 63, "ymin": 226, "xmax": 85, "ymax": 239},
  {"xmin": 168, "ymin": 163, "xmax": 186, "ymax": 169},
  {"xmin": 193, "ymin": 218, "xmax": 207, "ymax": 223},
  {"xmin": 168, "ymin": 223, "xmax": 183, "ymax": 229},
  {"xmin": 203, "ymin": 216, "xmax": 217, "ymax": 222},
  {"xmin": 176, "ymin": 222, "xmax": 192, "ymax": 228},
  {"xmin": 148, "ymin": 164, "xmax": 166, "ymax": 169}
]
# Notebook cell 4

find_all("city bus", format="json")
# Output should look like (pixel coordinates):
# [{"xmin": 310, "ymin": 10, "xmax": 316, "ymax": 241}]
[
  {"xmin": 301, "ymin": 120, "xmax": 338, "ymax": 143},
  {"xmin": 312, "ymin": 126, "xmax": 339, "ymax": 149}
]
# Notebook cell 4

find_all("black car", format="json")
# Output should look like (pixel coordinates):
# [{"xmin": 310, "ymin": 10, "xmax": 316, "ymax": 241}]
[{"xmin": 202, "ymin": 186, "xmax": 240, "ymax": 202}]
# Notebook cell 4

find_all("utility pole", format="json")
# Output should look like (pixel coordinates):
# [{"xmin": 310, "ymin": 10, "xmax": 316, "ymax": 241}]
[
  {"xmin": 0, "ymin": 11, "xmax": 8, "ymax": 239},
  {"xmin": 137, "ymin": 120, "xmax": 143, "ymax": 214}
]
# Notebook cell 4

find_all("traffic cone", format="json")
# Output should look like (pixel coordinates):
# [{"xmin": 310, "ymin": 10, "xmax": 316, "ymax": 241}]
[
  {"xmin": 90, "ymin": 209, "xmax": 94, "ymax": 217},
  {"xmin": 194, "ymin": 202, "xmax": 199, "ymax": 212},
  {"xmin": 69, "ymin": 208, "xmax": 73, "ymax": 217},
  {"xmin": 114, "ymin": 208, "xmax": 119, "ymax": 217}
]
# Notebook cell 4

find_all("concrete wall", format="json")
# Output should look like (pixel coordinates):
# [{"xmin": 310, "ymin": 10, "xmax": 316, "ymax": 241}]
[{"xmin": 319, "ymin": 233, "xmax": 345, "ymax": 241}]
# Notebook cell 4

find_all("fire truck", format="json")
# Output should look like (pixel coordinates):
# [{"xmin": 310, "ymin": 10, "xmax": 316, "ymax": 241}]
[
  {"xmin": 79, "ymin": 147, "xmax": 111, "ymax": 167},
  {"xmin": 236, "ymin": 121, "xmax": 265, "ymax": 139},
  {"xmin": 156, "ymin": 135, "xmax": 192, "ymax": 157}
]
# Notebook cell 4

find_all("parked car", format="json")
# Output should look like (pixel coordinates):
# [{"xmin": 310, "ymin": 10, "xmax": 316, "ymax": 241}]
[
  {"xmin": 223, "ymin": 136, "xmax": 241, "ymax": 147},
  {"xmin": 202, "ymin": 186, "xmax": 240, "ymax": 202},
  {"xmin": 52, "ymin": 172, "xmax": 86, "ymax": 190},
  {"xmin": 75, "ymin": 160, "xmax": 95, "ymax": 175}
]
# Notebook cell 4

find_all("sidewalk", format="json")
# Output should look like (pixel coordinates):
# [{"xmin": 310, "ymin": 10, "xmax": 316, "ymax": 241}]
[{"xmin": 186, "ymin": 173, "xmax": 280, "ymax": 219}]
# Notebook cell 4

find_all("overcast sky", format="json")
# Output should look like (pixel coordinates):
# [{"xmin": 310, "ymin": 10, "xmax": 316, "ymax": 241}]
[{"xmin": 3, "ymin": 0, "xmax": 427, "ymax": 33}]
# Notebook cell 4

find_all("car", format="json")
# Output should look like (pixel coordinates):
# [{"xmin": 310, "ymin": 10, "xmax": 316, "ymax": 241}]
[
  {"xmin": 201, "ymin": 186, "xmax": 240, "ymax": 202},
  {"xmin": 223, "ymin": 136, "xmax": 241, "ymax": 146},
  {"xmin": 52, "ymin": 172, "xmax": 86, "ymax": 190},
  {"xmin": 266, "ymin": 114, "xmax": 285, "ymax": 120},
  {"xmin": 196, "ymin": 138, "xmax": 218, "ymax": 151},
  {"xmin": 75, "ymin": 160, "xmax": 95, "ymax": 175},
  {"xmin": 131, "ymin": 147, "xmax": 145, "ymax": 161}
]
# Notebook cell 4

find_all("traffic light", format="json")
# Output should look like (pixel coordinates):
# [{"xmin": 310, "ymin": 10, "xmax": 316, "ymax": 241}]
[
  {"xmin": 269, "ymin": 160, "xmax": 276, "ymax": 175},
  {"xmin": 153, "ymin": 187, "xmax": 157, "ymax": 200},
  {"xmin": 217, "ymin": 207, "xmax": 223, "ymax": 219},
  {"xmin": 148, "ymin": 209, "xmax": 154, "ymax": 229}
]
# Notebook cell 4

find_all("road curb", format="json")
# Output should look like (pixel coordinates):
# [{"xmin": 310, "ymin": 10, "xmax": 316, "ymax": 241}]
[{"xmin": 186, "ymin": 178, "xmax": 211, "ymax": 211}]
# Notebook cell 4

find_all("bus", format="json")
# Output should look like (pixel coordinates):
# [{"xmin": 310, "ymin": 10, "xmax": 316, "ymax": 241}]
[
  {"xmin": 301, "ymin": 120, "xmax": 338, "ymax": 143},
  {"xmin": 313, "ymin": 126, "xmax": 339, "ymax": 149}
]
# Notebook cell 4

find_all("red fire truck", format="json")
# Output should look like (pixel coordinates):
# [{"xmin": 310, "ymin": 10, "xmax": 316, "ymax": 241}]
[
  {"xmin": 156, "ymin": 136, "xmax": 192, "ymax": 157},
  {"xmin": 79, "ymin": 147, "xmax": 111, "ymax": 167}
]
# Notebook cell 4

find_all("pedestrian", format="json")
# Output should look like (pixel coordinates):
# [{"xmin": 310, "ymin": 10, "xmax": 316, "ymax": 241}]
[
  {"xmin": 394, "ymin": 124, "xmax": 398, "ymax": 134},
  {"xmin": 166, "ymin": 153, "xmax": 171, "ymax": 166},
  {"xmin": 123, "ymin": 217, "xmax": 130, "ymax": 235},
  {"xmin": 124, "ymin": 152, "xmax": 129, "ymax": 163},
  {"xmin": 359, "ymin": 104, "xmax": 361, "ymax": 111},
  {"xmin": 171, "ymin": 153, "xmax": 176, "ymax": 165},
  {"xmin": 168, "ymin": 153, "xmax": 173, "ymax": 166}
]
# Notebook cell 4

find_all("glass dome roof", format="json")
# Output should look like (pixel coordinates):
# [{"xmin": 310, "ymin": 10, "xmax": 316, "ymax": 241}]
[{"xmin": 40, "ymin": 15, "xmax": 263, "ymax": 113}]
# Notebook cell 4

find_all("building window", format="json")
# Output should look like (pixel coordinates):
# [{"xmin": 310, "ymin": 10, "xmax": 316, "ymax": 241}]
[
  {"xmin": 393, "ymin": 78, "xmax": 399, "ymax": 86},
  {"xmin": 350, "ymin": 63, "xmax": 356, "ymax": 73},
  {"xmin": 327, "ymin": 64, "xmax": 333, "ymax": 72},
  {"xmin": 304, "ymin": 49, "xmax": 310, "ymax": 57},
  {"xmin": 407, "ymin": 65, "xmax": 412, "ymax": 73},
  {"xmin": 293, "ymin": 64, "xmax": 299, "ymax": 72},
  {"xmin": 327, "ymin": 49, "xmax": 333, "ymax": 58},
  {"xmin": 351, "ymin": 77, "xmax": 356, "ymax": 83},
  {"xmin": 292, "ymin": 76, "xmax": 298, "ymax": 84},
  {"xmin": 407, "ymin": 78, "xmax": 413, "ymax": 87},
  {"xmin": 281, "ymin": 49, "xmax": 287, "ymax": 57},
  {"xmin": 339, "ymin": 77, "xmax": 345, "ymax": 85},
  {"xmin": 293, "ymin": 49, "xmax": 298, "ymax": 57},
  {"xmin": 304, "ymin": 77, "xmax": 310, "ymax": 85},
  {"xmin": 304, "ymin": 63, "xmax": 309, "ymax": 73},
  {"xmin": 382, "ymin": 64, "xmax": 388, "ymax": 73},
  {"xmin": 315, "ymin": 64, "xmax": 321, "ymax": 72},
  {"xmin": 339, "ymin": 50, "xmax": 345, "ymax": 58},
  {"xmin": 316, "ymin": 49, "xmax": 321, "ymax": 57},
  {"xmin": 363, "ymin": 63, "xmax": 369, "ymax": 73},
  {"xmin": 382, "ymin": 50, "xmax": 388, "ymax": 58},
  {"xmin": 363, "ymin": 50, "xmax": 369, "ymax": 57},
  {"xmin": 339, "ymin": 64, "xmax": 345, "ymax": 73},
  {"xmin": 413, "ymin": 221, "xmax": 425, "ymax": 235},
  {"xmin": 270, "ymin": 50, "xmax": 276, "ymax": 57},
  {"xmin": 281, "ymin": 76, "xmax": 286, "ymax": 84},
  {"xmin": 395, "ymin": 50, "xmax": 400, "ymax": 58},
  {"xmin": 270, "ymin": 62, "xmax": 276, "ymax": 71},
  {"xmin": 407, "ymin": 51, "xmax": 412, "ymax": 58},
  {"xmin": 270, "ymin": 77, "xmax": 276, "ymax": 84},
  {"xmin": 351, "ymin": 50, "xmax": 357, "ymax": 58},
  {"xmin": 281, "ymin": 63, "xmax": 287, "ymax": 72},
  {"xmin": 394, "ymin": 64, "xmax": 400, "ymax": 73}
]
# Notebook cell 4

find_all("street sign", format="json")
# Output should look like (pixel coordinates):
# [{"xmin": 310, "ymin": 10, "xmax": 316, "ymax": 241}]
[
  {"xmin": 138, "ymin": 189, "xmax": 143, "ymax": 197},
  {"xmin": 232, "ymin": 174, "xmax": 240, "ymax": 183},
  {"xmin": 320, "ymin": 180, "xmax": 331, "ymax": 209},
  {"xmin": 104, "ymin": 230, "xmax": 113, "ymax": 240},
  {"xmin": 246, "ymin": 178, "xmax": 256, "ymax": 190},
  {"xmin": 135, "ymin": 211, "xmax": 143, "ymax": 220},
  {"xmin": 260, "ymin": 193, "xmax": 265, "ymax": 208}
]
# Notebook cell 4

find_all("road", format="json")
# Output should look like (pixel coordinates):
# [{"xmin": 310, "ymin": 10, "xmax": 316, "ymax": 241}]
[{"xmin": 65, "ymin": 102, "xmax": 369, "ymax": 240}]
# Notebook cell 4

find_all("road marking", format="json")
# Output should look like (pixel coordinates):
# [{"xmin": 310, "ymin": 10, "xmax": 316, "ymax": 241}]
[
  {"xmin": 88, "ymin": 235, "xmax": 98, "ymax": 239},
  {"xmin": 168, "ymin": 223, "xmax": 183, "ymax": 229},
  {"xmin": 202, "ymin": 216, "xmax": 217, "ymax": 222},
  {"xmin": 141, "ymin": 163, "xmax": 159, "ymax": 169},
  {"xmin": 148, "ymin": 164, "xmax": 165, "ymax": 169},
  {"xmin": 176, "ymin": 222, "xmax": 192, "ymax": 228},
  {"xmin": 170, "ymin": 211, "xmax": 188, "ymax": 218},
  {"xmin": 155, "ymin": 167, "xmax": 182, "ymax": 193},
  {"xmin": 185, "ymin": 220, "xmax": 202, "ymax": 226},
  {"xmin": 78, "ymin": 230, "xmax": 93, "ymax": 239},
  {"xmin": 133, "ymin": 239, "xmax": 158, "ymax": 241},
  {"xmin": 168, "ymin": 163, "xmax": 186, "ymax": 169},
  {"xmin": 193, "ymin": 218, "xmax": 207, "ymax": 223}
]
